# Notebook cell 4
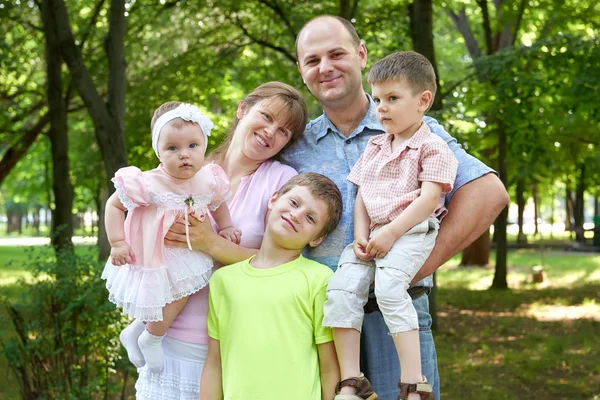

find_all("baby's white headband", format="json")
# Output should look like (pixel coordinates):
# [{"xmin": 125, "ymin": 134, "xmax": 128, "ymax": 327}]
[{"xmin": 151, "ymin": 103, "xmax": 214, "ymax": 157}]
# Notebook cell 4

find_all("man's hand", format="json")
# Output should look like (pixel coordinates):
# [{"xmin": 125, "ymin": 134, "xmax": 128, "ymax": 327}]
[
  {"xmin": 110, "ymin": 240, "xmax": 135, "ymax": 266},
  {"xmin": 366, "ymin": 226, "xmax": 396, "ymax": 259},
  {"xmin": 353, "ymin": 236, "xmax": 374, "ymax": 261},
  {"xmin": 218, "ymin": 227, "xmax": 242, "ymax": 245}
]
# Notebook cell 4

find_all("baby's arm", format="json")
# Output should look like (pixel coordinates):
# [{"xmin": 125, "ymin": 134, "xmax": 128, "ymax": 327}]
[
  {"xmin": 353, "ymin": 188, "xmax": 373, "ymax": 261},
  {"xmin": 367, "ymin": 181, "xmax": 443, "ymax": 259},
  {"xmin": 209, "ymin": 204, "xmax": 242, "ymax": 245},
  {"xmin": 200, "ymin": 338, "xmax": 224, "ymax": 400},
  {"xmin": 318, "ymin": 341, "xmax": 340, "ymax": 400},
  {"xmin": 105, "ymin": 192, "xmax": 135, "ymax": 265}
]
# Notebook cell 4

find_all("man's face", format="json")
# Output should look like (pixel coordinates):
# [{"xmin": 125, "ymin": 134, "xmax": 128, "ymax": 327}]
[{"xmin": 296, "ymin": 18, "xmax": 367, "ymax": 108}]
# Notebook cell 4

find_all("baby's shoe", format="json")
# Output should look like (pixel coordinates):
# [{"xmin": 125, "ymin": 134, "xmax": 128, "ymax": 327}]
[
  {"xmin": 137, "ymin": 329, "xmax": 165, "ymax": 373},
  {"xmin": 334, "ymin": 373, "xmax": 378, "ymax": 400},
  {"xmin": 397, "ymin": 376, "xmax": 434, "ymax": 400}
]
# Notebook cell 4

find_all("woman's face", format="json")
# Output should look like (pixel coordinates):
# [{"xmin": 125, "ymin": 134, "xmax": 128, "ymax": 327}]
[{"xmin": 233, "ymin": 98, "xmax": 295, "ymax": 162}]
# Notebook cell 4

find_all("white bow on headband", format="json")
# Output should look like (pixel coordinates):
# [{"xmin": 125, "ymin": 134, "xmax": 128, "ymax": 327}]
[{"xmin": 151, "ymin": 103, "xmax": 215, "ymax": 157}]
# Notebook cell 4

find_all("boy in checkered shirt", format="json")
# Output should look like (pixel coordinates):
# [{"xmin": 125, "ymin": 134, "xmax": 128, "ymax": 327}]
[{"xmin": 323, "ymin": 52, "xmax": 458, "ymax": 400}]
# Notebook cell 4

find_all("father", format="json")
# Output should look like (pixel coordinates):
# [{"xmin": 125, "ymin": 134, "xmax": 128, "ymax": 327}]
[{"xmin": 280, "ymin": 15, "xmax": 509, "ymax": 399}]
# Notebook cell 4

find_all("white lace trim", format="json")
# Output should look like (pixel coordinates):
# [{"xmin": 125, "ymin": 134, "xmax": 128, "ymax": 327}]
[
  {"xmin": 112, "ymin": 178, "xmax": 139, "ymax": 211},
  {"xmin": 135, "ymin": 350, "xmax": 203, "ymax": 400},
  {"xmin": 101, "ymin": 248, "xmax": 213, "ymax": 321},
  {"xmin": 148, "ymin": 191, "xmax": 213, "ymax": 212}
]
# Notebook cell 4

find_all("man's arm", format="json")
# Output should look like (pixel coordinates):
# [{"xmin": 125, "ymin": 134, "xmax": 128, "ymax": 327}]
[
  {"xmin": 411, "ymin": 173, "xmax": 509, "ymax": 283},
  {"xmin": 200, "ymin": 338, "xmax": 223, "ymax": 400},
  {"xmin": 317, "ymin": 341, "xmax": 340, "ymax": 400}
]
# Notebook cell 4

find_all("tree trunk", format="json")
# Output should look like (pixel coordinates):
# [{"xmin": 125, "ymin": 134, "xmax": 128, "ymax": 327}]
[
  {"xmin": 339, "ymin": 0, "xmax": 357, "ymax": 20},
  {"xmin": 550, "ymin": 190, "xmax": 555, "ymax": 240},
  {"xmin": 47, "ymin": 0, "xmax": 128, "ymax": 259},
  {"xmin": 408, "ymin": 0, "xmax": 443, "ymax": 111},
  {"xmin": 491, "ymin": 119, "xmax": 508, "ymax": 289},
  {"xmin": 41, "ymin": 0, "xmax": 74, "ymax": 253},
  {"xmin": 574, "ymin": 163, "xmax": 585, "ymax": 243},
  {"xmin": 460, "ymin": 230, "xmax": 490, "ymax": 266},
  {"xmin": 594, "ymin": 188, "xmax": 599, "ymax": 216},
  {"xmin": 532, "ymin": 182, "xmax": 539, "ymax": 235},
  {"xmin": 516, "ymin": 178, "xmax": 526, "ymax": 244},
  {"xmin": 565, "ymin": 179, "xmax": 574, "ymax": 233}
]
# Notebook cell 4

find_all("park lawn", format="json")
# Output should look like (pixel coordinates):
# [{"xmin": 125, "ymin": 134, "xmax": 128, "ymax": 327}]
[
  {"xmin": 436, "ymin": 249, "xmax": 600, "ymax": 399},
  {"xmin": 1, "ymin": 246, "xmax": 599, "ymax": 399}
]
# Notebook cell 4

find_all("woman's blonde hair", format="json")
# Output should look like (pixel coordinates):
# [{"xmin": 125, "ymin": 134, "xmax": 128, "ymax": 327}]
[{"xmin": 208, "ymin": 82, "xmax": 307, "ymax": 164}]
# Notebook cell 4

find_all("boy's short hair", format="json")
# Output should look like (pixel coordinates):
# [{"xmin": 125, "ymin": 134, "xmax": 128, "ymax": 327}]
[
  {"xmin": 368, "ymin": 51, "xmax": 437, "ymax": 110},
  {"xmin": 277, "ymin": 173, "xmax": 342, "ymax": 238}
]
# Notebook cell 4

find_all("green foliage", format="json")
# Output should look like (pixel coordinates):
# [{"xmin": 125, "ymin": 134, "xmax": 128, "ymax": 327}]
[{"xmin": 0, "ymin": 247, "xmax": 134, "ymax": 399}]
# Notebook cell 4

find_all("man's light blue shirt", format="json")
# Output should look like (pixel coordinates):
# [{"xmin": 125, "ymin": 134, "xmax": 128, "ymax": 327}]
[{"xmin": 280, "ymin": 95, "xmax": 495, "ymax": 287}]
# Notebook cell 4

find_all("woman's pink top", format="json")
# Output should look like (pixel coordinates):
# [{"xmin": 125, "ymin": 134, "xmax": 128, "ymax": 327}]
[{"xmin": 167, "ymin": 160, "xmax": 297, "ymax": 344}]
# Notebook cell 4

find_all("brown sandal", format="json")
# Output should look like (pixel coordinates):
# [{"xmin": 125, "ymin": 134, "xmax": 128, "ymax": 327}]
[
  {"xmin": 397, "ymin": 376, "xmax": 434, "ymax": 400},
  {"xmin": 334, "ymin": 373, "xmax": 379, "ymax": 400}
]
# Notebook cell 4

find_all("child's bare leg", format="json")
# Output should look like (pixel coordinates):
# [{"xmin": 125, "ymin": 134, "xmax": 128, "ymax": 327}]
[
  {"xmin": 333, "ymin": 327, "xmax": 361, "ymax": 395},
  {"xmin": 393, "ymin": 329, "xmax": 422, "ymax": 400},
  {"xmin": 138, "ymin": 296, "xmax": 189, "ymax": 372}
]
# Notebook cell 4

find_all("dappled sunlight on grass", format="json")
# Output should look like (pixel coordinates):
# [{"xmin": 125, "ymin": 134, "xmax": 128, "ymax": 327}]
[
  {"xmin": 437, "ymin": 251, "xmax": 600, "ymax": 398},
  {"xmin": 438, "ymin": 250, "xmax": 600, "ymax": 291},
  {"xmin": 523, "ymin": 298, "xmax": 600, "ymax": 321}
]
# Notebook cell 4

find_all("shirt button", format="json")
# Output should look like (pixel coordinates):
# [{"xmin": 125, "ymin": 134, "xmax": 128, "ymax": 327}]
[{"xmin": 345, "ymin": 139, "xmax": 351, "ymax": 144}]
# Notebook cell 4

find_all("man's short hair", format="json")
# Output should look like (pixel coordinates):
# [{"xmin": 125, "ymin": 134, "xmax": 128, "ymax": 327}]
[
  {"xmin": 368, "ymin": 51, "xmax": 437, "ymax": 103},
  {"xmin": 295, "ymin": 15, "xmax": 361, "ymax": 61},
  {"xmin": 277, "ymin": 172, "xmax": 343, "ymax": 238}
]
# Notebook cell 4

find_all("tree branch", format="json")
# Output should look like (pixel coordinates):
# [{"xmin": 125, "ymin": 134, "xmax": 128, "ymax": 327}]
[
  {"xmin": 476, "ymin": 0, "xmax": 494, "ymax": 54},
  {"xmin": 448, "ymin": 8, "xmax": 482, "ymax": 60},
  {"xmin": 497, "ymin": 0, "xmax": 526, "ymax": 49},
  {"xmin": 0, "ymin": 113, "xmax": 49, "ymax": 186},
  {"xmin": 232, "ymin": 15, "xmax": 296, "ymax": 63},
  {"xmin": 256, "ymin": 0, "xmax": 297, "ymax": 40}
]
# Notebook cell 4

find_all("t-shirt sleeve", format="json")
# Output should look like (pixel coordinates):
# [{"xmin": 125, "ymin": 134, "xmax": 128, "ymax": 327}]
[
  {"xmin": 273, "ymin": 161, "xmax": 298, "ymax": 190},
  {"xmin": 313, "ymin": 277, "xmax": 333, "ymax": 345},
  {"xmin": 424, "ymin": 116, "xmax": 496, "ymax": 203},
  {"xmin": 112, "ymin": 166, "xmax": 150, "ymax": 210},
  {"xmin": 207, "ymin": 273, "xmax": 221, "ymax": 340},
  {"xmin": 418, "ymin": 140, "xmax": 458, "ymax": 194},
  {"xmin": 205, "ymin": 163, "xmax": 232, "ymax": 211}
]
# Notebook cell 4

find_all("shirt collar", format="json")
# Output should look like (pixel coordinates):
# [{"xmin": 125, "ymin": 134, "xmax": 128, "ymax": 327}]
[
  {"xmin": 315, "ymin": 94, "xmax": 383, "ymax": 142},
  {"xmin": 370, "ymin": 122, "xmax": 430, "ymax": 150}
]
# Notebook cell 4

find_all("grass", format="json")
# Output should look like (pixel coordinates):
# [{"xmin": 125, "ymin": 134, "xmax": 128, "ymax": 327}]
[
  {"xmin": 1, "ymin": 244, "xmax": 599, "ymax": 399},
  {"xmin": 436, "ymin": 249, "xmax": 600, "ymax": 400}
]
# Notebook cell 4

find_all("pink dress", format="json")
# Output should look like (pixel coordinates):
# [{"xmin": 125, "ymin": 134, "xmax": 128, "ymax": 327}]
[{"xmin": 101, "ymin": 163, "xmax": 230, "ymax": 322}]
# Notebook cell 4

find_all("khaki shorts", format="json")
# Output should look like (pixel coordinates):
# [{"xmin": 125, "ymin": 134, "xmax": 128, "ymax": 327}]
[{"xmin": 323, "ymin": 218, "xmax": 438, "ymax": 334}]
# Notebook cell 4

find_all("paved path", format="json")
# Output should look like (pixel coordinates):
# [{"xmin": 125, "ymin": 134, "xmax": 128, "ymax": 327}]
[{"xmin": 0, "ymin": 236, "xmax": 97, "ymax": 246}]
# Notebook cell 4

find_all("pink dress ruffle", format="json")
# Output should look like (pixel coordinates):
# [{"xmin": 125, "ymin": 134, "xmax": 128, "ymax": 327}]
[{"xmin": 101, "ymin": 164, "xmax": 231, "ymax": 322}]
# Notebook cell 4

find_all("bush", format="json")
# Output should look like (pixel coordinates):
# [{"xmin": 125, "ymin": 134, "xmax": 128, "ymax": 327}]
[{"xmin": 1, "ymin": 247, "xmax": 135, "ymax": 399}]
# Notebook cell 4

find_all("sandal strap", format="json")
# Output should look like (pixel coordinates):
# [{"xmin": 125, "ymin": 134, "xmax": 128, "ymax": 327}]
[
  {"xmin": 398, "ymin": 382, "xmax": 434, "ymax": 400},
  {"xmin": 336, "ymin": 377, "xmax": 362, "ymax": 392}
]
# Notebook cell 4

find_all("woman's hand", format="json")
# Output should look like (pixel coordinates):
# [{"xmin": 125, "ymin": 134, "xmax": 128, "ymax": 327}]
[{"xmin": 164, "ymin": 214, "xmax": 217, "ymax": 252}]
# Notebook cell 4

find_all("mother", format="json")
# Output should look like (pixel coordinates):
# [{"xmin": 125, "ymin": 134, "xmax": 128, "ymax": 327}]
[{"xmin": 134, "ymin": 81, "xmax": 307, "ymax": 399}]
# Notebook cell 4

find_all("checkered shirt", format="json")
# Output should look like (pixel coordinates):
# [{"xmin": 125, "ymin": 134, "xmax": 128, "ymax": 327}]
[{"xmin": 347, "ymin": 123, "xmax": 458, "ymax": 230}]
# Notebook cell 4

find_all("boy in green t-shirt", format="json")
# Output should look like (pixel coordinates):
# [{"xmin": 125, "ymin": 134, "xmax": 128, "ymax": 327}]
[{"xmin": 201, "ymin": 173, "xmax": 343, "ymax": 400}]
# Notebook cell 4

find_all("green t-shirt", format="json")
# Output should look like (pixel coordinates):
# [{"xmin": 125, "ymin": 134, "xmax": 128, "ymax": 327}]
[{"xmin": 207, "ymin": 255, "xmax": 334, "ymax": 400}]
